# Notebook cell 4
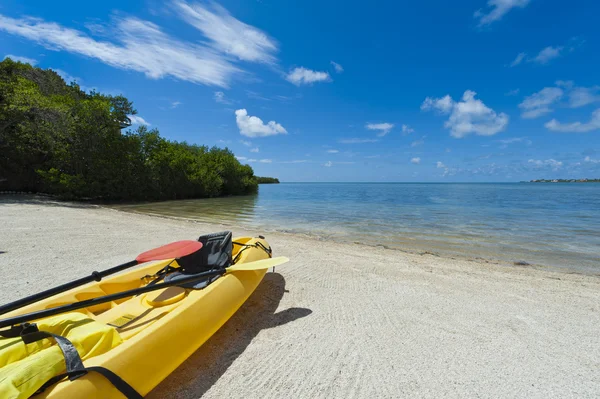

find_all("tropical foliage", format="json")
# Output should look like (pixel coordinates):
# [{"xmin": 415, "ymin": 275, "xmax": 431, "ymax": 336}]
[{"xmin": 0, "ymin": 58, "xmax": 258, "ymax": 200}]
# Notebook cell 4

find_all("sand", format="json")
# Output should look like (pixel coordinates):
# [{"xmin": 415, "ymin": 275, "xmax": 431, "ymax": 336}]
[{"xmin": 1, "ymin": 196, "xmax": 599, "ymax": 398}]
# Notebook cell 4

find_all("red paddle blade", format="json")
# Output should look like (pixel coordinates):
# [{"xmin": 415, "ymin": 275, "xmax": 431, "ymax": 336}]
[{"xmin": 136, "ymin": 240, "xmax": 203, "ymax": 263}]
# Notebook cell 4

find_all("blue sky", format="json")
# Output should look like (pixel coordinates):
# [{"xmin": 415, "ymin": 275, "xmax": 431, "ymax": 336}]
[{"xmin": 1, "ymin": 0, "xmax": 599, "ymax": 182}]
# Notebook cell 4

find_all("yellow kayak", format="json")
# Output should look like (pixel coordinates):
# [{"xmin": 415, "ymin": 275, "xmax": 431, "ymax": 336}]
[{"xmin": 0, "ymin": 232, "xmax": 287, "ymax": 398}]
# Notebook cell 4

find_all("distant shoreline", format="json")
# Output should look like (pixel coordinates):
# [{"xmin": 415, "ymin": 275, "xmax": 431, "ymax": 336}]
[{"xmin": 524, "ymin": 179, "xmax": 600, "ymax": 183}]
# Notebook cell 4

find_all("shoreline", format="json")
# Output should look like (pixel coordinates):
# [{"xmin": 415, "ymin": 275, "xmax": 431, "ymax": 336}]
[
  {"xmin": 110, "ymin": 207, "xmax": 599, "ymax": 278},
  {"xmin": 1, "ymin": 197, "xmax": 599, "ymax": 397},
  {"xmin": 3, "ymin": 194, "xmax": 598, "ymax": 277}
]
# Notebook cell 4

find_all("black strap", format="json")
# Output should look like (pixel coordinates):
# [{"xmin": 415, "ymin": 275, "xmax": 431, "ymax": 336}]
[
  {"xmin": 35, "ymin": 366, "xmax": 143, "ymax": 399},
  {"xmin": 0, "ymin": 323, "xmax": 142, "ymax": 398},
  {"xmin": 232, "ymin": 241, "xmax": 272, "ymax": 264}
]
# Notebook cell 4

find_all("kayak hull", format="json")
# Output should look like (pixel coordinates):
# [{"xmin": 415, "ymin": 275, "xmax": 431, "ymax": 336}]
[{"xmin": 2, "ymin": 236, "xmax": 272, "ymax": 398}]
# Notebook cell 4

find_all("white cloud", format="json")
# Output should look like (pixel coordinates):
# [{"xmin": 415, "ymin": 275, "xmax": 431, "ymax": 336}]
[
  {"xmin": 568, "ymin": 86, "xmax": 600, "ymax": 108},
  {"xmin": 214, "ymin": 91, "xmax": 232, "ymax": 104},
  {"xmin": 421, "ymin": 95, "xmax": 453, "ymax": 113},
  {"xmin": 584, "ymin": 156, "xmax": 599, "ymax": 164},
  {"xmin": 496, "ymin": 137, "xmax": 531, "ymax": 145},
  {"xmin": 436, "ymin": 161, "xmax": 446, "ymax": 168},
  {"xmin": 474, "ymin": 0, "xmax": 530, "ymax": 26},
  {"xmin": 338, "ymin": 138, "xmax": 378, "ymax": 144},
  {"xmin": 128, "ymin": 115, "xmax": 150, "ymax": 125},
  {"xmin": 422, "ymin": 90, "xmax": 508, "ymax": 138},
  {"xmin": 286, "ymin": 67, "xmax": 331, "ymax": 86},
  {"xmin": 411, "ymin": 138, "xmax": 424, "ymax": 147},
  {"xmin": 0, "ymin": 14, "xmax": 244, "ymax": 87},
  {"xmin": 173, "ymin": 1, "xmax": 277, "ymax": 64},
  {"xmin": 509, "ymin": 52, "xmax": 526, "ymax": 67},
  {"xmin": 513, "ymin": 38, "xmax": 585, "ymax": 67},
  {"xmin": 531, "ymin": 46, "xmax": 564, "ymax": 65},
  {"xmin": 520, "ymin": 82, "xmax": 600, "ymax": 119},
  {"xmin": 3, "ymin": 54, "xmax": 37, "ymax": 64},
  {"xmin": 280, "ymin": 159, "xmax": 308, "ymax": 164},
  {"xmin": 259, "ymin": 159, "xmax": 272, "ymax": 163},
  {"xmin": 532, "ymin": 46, "xmax": 563, "ymax": 64},
  {"xmin": 528, "ymin": 159, "xmax": 563, "ymax": 170},
  {"xmin": 327, "ymin": 149, "xmax": 339, "ymax": 153},
  {"xmin": 545, "ymin": 109, "xmax": 600, "ymax": 133},
  {"xmin": 410, "ymin": 157, "xmax": 421, "ymax": 164},
  {"xmin": 246, "ymin": 158, "xmax": 257, "ymax": 162},
  {"xmin": 401, "ymin": 124, "xmax": 414, "ymax": 134},
  {"xmin": 366, "ymin": 122, "xmax": 394, "ymax": 137},
  {"xmin": 250, "ymin": 147, "xmax": 259, "ymax": 153},
  {"xmin": 240, "ymin": 140, "xmax": 252, "ymax": 147},
  {"xmin": 519, "ymin": 87, "xmax": 563, "ymax": 119},
  {"xmin": 330, "ymin": 61, "xmax": 343, "ymax": 73},
  {"xmin": 235, "ymin": 108, "xmax": 287, "ymax": 138},
  {"xmin": 170, "ymin": 101, "xmax": 182, "ymax": 109},
  {"xmin": 324, "ymin": 161, "xmax": 333, "ymax": 167}
]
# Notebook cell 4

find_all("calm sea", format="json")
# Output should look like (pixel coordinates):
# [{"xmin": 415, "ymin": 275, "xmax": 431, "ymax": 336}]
[{"xmin": 114, "ymin": 183, "xmax": 600, "ymax": 274}]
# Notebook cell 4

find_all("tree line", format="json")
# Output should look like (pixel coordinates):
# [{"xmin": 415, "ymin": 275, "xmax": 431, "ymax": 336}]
[
  {"xmin": 0, "ymin": 58, "xmax": 259, "ymax": 201},
  {"xmin": 256, "ymin": 176, "xmax": 280, "ymax": 184}
]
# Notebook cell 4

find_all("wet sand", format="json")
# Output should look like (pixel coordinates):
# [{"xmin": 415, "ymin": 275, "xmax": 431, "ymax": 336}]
[{"xmin": 1, "ymin": 197, "xmax": 599, "ymax": 398}]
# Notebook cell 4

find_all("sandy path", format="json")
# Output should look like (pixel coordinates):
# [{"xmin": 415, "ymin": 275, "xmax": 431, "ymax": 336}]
[{"xmin": 1, "ymin": 197, "xmax": 599, "ymax": 398}]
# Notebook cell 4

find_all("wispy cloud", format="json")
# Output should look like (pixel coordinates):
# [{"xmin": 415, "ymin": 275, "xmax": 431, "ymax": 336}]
[
  {"xmin": 0, "ymin": 14, "xmax": 244, "ymax": 87},
  {"xmin": 365, "ymin": 122, "xmax": 394, "ymax": 137},
  {"xmin": 170, "ymin": 101, "xmax": 182, "ymax": 109},
  {"xmin": 401, "ymin": 124, "xmax": 414, "ymax": 135},
  {"xmin": 279, "ymin": 159, "xmax": 309, "ymax": 164},
  {"xmin": 545, "ymin": 109, "xmax": 600, "ymax": 133},
  {"xmin": 496, "ymin": 137, "xmax": 532, "ymax": 145},
  {"xmin": 519, "ymin": 81, "xmax": 600, "ymax": 119},
  {"xmin": 567, "ymin": 85, "xmax": 600, "ymax": 108},
  {"xmin": 327, "ymin": 149, "xmax": 339, "ymax": 153},
  {"xmin": 584, "ymin": 156, "xmax": 599, "ymax": 164},
  {"xmin": 259, "ymin": 159, "xmax": 272, "ymax": 163},
  {"xmin": 511, "ymin": 38, "xmax": 585, "ymax": 67},
  {"xmin": 173, "ymin": 1, "xmax": 278, "ymax": 64},
  {"xmin": 474, "ymin": 0, "xmax": 530, "ymax": 26},
  {"xmin": 330, "ymin": 61, "xmax": 344, "ymax": 73},
  {"xmin": 411, "ymin": 136, "xmax": 425, "ymax": 147},
  {"xmin": 410, "ymin": 157, "xmax": 421, "ymax": 164},
  {"xmin": 286, "ymin": 67, "xmax": 331, "ymax": 86},
  {"xmin": 0, "ymin": 2, "xmax": 282, "ymax": 88},
  {"xmin": 532, "ymin": 46, "xmax": 563, "ymax": 64},
  {"xmin": 422, "ymin": 90, "xmax": 508, "ymax": 138},
  {"xmin": 214, "ymin": 91, "xmax": 232, "ymax": 104},
  {"xmin": 235, "ymin": 109, "xmax": 287, "ymax": 138},
  {"xmin": 338, "ymin": 138, "xmax": 379, "ymax": 144},
  {"xmin": 436, "ymin": 161, "xmax": 446, "ymax": 168},
  {"xmin": 519, "ymin": 87, "xmax": 563, "ymax": 119},
  {"xmin": 128, "ymin": 115, "xmax": 150, "ymax": 125},
  {"xmin": 324, "ymin": 161, "xmax": 333, "ymax": 167},
  {"xmin": 3, "ymin": 54, "xmax": 37, "ymax": 64},
  {"xmin": 240, "ymin": 140, "xmax": 252, "ymax": 147},
  {"xmin": 509, "ymin": 52, "xmax": 526, "ymax": 67},
  {"xmin": 250, "ymin": 147, "xmax": 259, "ymax": 153},
  {"xmin": 528, "ymin": 158, "xmax": 563, "ymax": 170}
]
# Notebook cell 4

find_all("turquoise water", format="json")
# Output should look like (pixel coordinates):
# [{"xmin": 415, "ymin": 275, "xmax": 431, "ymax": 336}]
[{"xmin": 115, "ymin": 183, "xmax": 600, "ymax": 274}]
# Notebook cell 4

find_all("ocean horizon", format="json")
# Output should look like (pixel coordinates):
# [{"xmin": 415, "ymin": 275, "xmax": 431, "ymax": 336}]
[{"xmin": 114, "ymin": 182, "xmax": 600, "ymax": 274}]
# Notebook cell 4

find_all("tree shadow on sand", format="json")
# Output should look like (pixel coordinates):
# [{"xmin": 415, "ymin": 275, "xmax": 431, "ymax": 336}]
[{"xmin": 147, "ymin": 272, "xmax": 311, "ymax": 398}]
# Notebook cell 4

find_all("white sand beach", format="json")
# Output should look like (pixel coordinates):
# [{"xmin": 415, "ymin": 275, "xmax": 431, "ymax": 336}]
[{"xmin": 1, "ymin": 197, "xmax": 599, "ymax": 398}]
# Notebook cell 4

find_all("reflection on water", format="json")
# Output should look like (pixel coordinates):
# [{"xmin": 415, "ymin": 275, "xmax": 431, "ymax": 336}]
[
  {"xmin": 113, "ymin": 183, "xmax": 600, "ymax": 274},
  {"xmin": 115, "ymin": 195, "xmax": 260, "ymax": 225}
]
